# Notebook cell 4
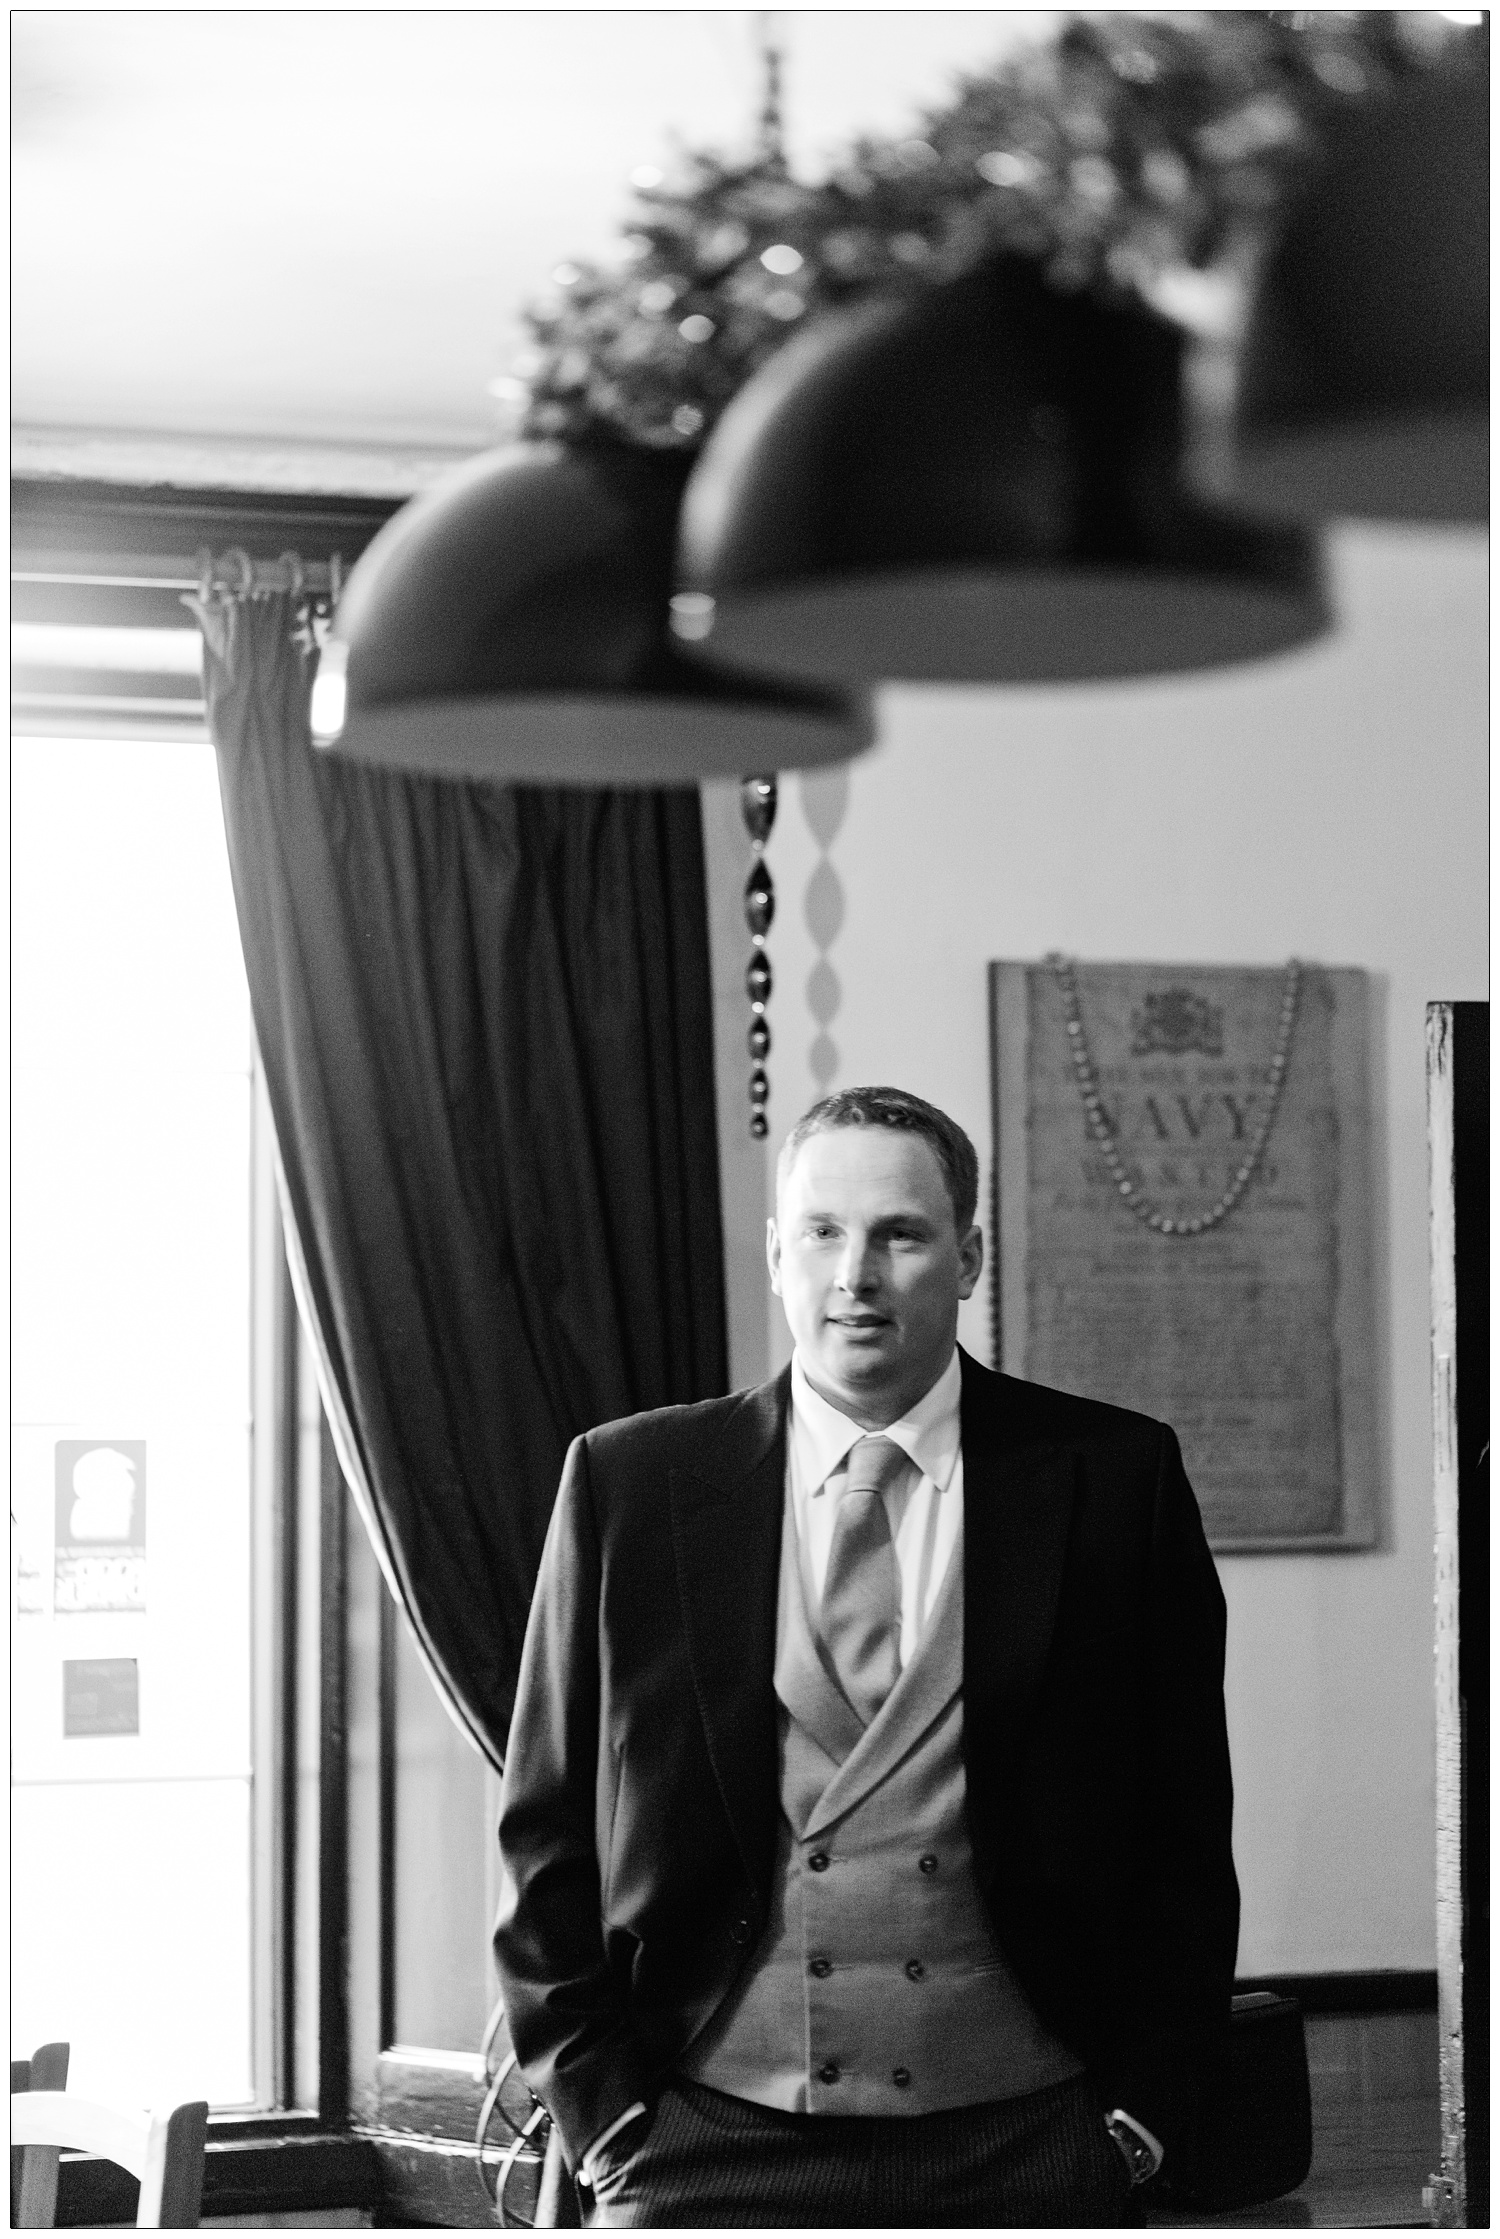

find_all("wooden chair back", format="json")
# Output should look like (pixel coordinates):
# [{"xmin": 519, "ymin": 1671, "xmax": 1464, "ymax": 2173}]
[
  {"xmin": 12, "ymin": 2045, "xmax": 71, "ymax": 2226},
  {"xmin": 11, "ymin": 2089, "xmax": 208, "ymax": 2228},
  {"xmin": 12, "ymin": 2045, "xmax": 71, "ymax": 2095}
]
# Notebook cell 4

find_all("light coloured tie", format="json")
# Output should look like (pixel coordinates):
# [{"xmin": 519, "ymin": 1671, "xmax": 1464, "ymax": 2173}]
[{"xmin": 819, "ymin": 1435, "xmax": 913, "ymax": 1725}]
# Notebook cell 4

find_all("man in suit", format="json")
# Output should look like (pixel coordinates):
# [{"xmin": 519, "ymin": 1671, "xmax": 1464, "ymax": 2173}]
[{"xmin": 494, "ymin": 1085, "xmax": 1238, "ymax": 2227}]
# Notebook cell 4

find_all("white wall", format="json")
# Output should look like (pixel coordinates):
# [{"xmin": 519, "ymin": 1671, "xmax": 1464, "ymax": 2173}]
[{"xmin": 707, "ymin": 524, "xmax": 1486, "ymax": 1975}]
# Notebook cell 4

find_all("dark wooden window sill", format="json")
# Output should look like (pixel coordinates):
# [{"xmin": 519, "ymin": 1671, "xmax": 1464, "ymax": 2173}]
[{"xmin": 55, "ymin": 2126, "xmax": 380, "ymax": 2227}]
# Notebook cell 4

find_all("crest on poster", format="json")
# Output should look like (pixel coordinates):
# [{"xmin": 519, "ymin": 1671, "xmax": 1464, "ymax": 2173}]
[{"xmin": 54, "ymin": 1440, "xmax": 147, "ymax": 1613}]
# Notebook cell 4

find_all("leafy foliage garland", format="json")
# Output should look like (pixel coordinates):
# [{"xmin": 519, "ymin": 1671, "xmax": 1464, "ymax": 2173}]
[{"xmin": 509, "ymin": 10, "xmax": 1485, "ymax": 455}]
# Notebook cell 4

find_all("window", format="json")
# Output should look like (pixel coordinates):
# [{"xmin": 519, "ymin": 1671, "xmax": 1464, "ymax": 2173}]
[
  {"xmin": 10, "ymin": 477, "xmax": 397, "ymax": 2139},
  {"xmin": 11, "ymin": 481, "xmax": 504, "ymax": 2222},
  {"xmin": 11, "ymin": 729, "xmax": 259, "ymax": 2108}
]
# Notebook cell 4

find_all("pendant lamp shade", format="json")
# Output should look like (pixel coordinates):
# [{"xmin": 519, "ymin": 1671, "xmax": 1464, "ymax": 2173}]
[
  {"xmin": 313, "ymin": 440, "xmax": 872, "ymax": 785},
  {"xmin": 1234, "ymin": 74, "xmax": 1488, "ymax": 525},
  {"xmin": 674, "ymin": 255, "xmax": 1328, "ymax": 688}
]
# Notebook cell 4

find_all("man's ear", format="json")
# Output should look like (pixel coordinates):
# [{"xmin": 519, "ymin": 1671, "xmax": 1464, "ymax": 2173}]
[
  {"xmin": 766, "ymin": 1215, "xmax": 783, "ymax": 1296},
  {"xmin": 956, "ymin": 1223, "xmax": 984, "ymax": 1301}
]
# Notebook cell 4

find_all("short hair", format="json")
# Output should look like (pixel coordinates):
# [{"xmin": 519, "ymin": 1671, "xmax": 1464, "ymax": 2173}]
[{"xmin": 776, "ymin": 1086, "xmax": 979, "ymax": 1236}]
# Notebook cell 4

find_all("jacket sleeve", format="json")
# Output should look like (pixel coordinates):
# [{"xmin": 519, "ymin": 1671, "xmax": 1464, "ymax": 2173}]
[
  {"xmin": 1106, "ymin": 1425, "xmax": 1241, "ymax": 2163},
  {"xmin": 492, "ymin": 1434, "xmax": 653, "ymax": 2170}
]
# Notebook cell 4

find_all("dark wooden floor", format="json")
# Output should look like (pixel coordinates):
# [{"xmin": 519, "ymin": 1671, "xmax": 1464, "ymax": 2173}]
[{"xmin": 1148, "ymin": 2010, "xmax": 1440, "ymax": 2230}]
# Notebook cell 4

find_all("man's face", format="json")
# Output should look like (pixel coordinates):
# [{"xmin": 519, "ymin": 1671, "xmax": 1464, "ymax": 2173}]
[{"xmin": 768, "ymin": 1125, "xmax": 983, "ymax": 1426}]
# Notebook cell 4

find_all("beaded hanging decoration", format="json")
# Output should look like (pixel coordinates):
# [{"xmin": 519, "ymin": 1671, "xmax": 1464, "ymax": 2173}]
[
  {"xmin": 721, "ymin": 33, "xmax": 782, "ymax": 1146},
  {"xmin": 1047, "ymin": 952, "xmax": 1302, "ymax": 1237},
  {"xmin": 742, "ymin": 776, "xmax": 777, "ymax": 1138}
]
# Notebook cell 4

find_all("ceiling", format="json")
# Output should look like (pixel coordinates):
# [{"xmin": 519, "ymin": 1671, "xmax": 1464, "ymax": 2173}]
[{"xmin": 13, "ymin": 9, "xmax": 1052, "ymax": 488}]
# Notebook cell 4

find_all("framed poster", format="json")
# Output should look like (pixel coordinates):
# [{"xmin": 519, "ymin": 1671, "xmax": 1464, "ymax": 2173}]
[{"xmin": 990, "ymin": 959, "xmax": 1377, "ymax": 1551}]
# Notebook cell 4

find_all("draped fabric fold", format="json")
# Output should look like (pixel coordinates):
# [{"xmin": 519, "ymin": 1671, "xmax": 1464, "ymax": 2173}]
[{"xmin": 196, "ymin": 591, "xmax": 727, "ymax": 1766}]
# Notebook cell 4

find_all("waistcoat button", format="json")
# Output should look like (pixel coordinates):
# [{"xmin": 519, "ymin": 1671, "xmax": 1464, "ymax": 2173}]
[
  {"xmin": 809, "ymin": 1957, "xmax": 832, "ymax": 1978},
  {"xmin": 819, "ymin": 2062, "xmax": 840, "ymax": 2085},
  {"xmin": 729, "ymin": 1918, "xmax": 752, "ymax": 1945},
  {"xmin": 918, "ymin": 1853, "xmax": 938, "ymax": 1875},
  {"xmin": 809, "ymin": 1851, "xmax": 830, "ymax": 1872},
  {"xmin": 905, "ymin": 1959, "xmax": 925, "ymax": 1981},
  {"xmin": 892, "ymin": 2067, "xmax": 911, "ymax": 2088}
]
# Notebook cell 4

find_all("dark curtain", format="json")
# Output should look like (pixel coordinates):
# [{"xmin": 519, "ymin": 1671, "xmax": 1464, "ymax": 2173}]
[{"xmin": 197, "ymin": 591, "xmax": 727, "ymax": 1768}]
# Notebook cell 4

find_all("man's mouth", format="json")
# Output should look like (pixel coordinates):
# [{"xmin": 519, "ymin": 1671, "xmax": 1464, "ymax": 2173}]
[{"xmin": 829, "ymin": 1312, "xmax": 890, "ymax": 1329}]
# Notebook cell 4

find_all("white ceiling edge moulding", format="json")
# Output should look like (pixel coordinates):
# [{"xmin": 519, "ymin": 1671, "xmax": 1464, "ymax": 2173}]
[{"xmin": 12, "ymin": 425, "xmax": 482, "ymax": 499}]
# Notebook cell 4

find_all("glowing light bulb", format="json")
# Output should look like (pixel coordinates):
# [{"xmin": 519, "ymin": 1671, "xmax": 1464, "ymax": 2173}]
[
  {"xmin": 310, "ymin": 644, "xmax": 348, "ymax": 746},
  {"xmin": 670, "ymin": 593, "xmax": 715, "ymax": 641},
  {"xmin": 631, "ymin": 164, "xmax": 665, "ymax": 189},
  {"xmin": 760, "ymin": 243, "xmax": 804, "ymax": 275},
  {"xmin": 976, "ymin": 150, "xmax": 1041, "ymax": 188}
]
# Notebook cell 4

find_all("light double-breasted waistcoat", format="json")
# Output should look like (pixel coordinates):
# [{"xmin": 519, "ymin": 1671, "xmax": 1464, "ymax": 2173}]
[{"xmin": 680, "ymin": 1490, "xmax": 1082, "ymax": 2112}]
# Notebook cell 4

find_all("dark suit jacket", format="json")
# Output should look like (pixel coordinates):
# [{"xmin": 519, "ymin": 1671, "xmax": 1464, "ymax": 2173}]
[{"xmin": 493, "ymin": 1349, "xmax": 1239, "ymax": 2172}]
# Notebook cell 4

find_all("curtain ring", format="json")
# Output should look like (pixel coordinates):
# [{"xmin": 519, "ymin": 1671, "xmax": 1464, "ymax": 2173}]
[
  {"xmin": 280, "ymin": 550, "xmax": 305, "ymax": 605},
  {"xmin": 221, "ymin": 546, "xmax": 256, "ymax": 599}
]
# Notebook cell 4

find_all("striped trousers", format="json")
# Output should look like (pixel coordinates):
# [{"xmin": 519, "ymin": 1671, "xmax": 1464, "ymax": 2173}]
[{"xmin": 582, "ymin": 2071, "xmax": 1136, "ymax": 2228}]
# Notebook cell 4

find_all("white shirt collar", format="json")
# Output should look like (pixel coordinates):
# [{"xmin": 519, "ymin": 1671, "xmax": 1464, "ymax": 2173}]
[{"xmin": 789, "ymin": 1347, "xmax": 963, "ymax": 1498}]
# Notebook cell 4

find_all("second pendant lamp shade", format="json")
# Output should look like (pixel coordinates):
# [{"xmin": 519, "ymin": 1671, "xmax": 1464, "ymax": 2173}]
[
  {"xmin": 314, "ymin": 439, "xmax": 872, "ymax": 785},
  {"xmin": 1233, "ymin": 73, "xmax": 1488, "ymax": 525},
  {"xmin": 675, "ymin": 254, "xmax": 1329, "ymax": 687}
]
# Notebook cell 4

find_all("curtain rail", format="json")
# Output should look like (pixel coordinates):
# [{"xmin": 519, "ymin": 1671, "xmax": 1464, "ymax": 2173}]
[{"xmin": 12, "ymin": 551, "xmax": 342, "ymax": 597}]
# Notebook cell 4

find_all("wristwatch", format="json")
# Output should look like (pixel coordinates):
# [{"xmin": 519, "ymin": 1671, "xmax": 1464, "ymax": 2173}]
[{"xmin": 1104, "ymin": 2108, "xmax": 1164, "ymax": 2186}]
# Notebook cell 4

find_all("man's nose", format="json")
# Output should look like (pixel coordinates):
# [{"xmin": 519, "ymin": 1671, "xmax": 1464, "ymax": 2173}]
[{"xmin": 834, "ymin": 1238, "xmax": 879, "ymax": 1295}]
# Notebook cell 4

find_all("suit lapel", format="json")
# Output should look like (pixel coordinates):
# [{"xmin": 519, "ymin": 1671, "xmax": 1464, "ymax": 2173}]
[
  {"xmin": 960, "ymin": 1350, "xmax": 1078, "ymax": 1765},
  {"xmin": 669, "ymin": 1370, "xmax": 788, "ymax": 1897}
]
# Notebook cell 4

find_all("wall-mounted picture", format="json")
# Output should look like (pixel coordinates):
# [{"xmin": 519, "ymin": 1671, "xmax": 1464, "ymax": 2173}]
[{"xmin": 990, "ymin": 958, "xmax": 1377, "ymax": 1551}]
